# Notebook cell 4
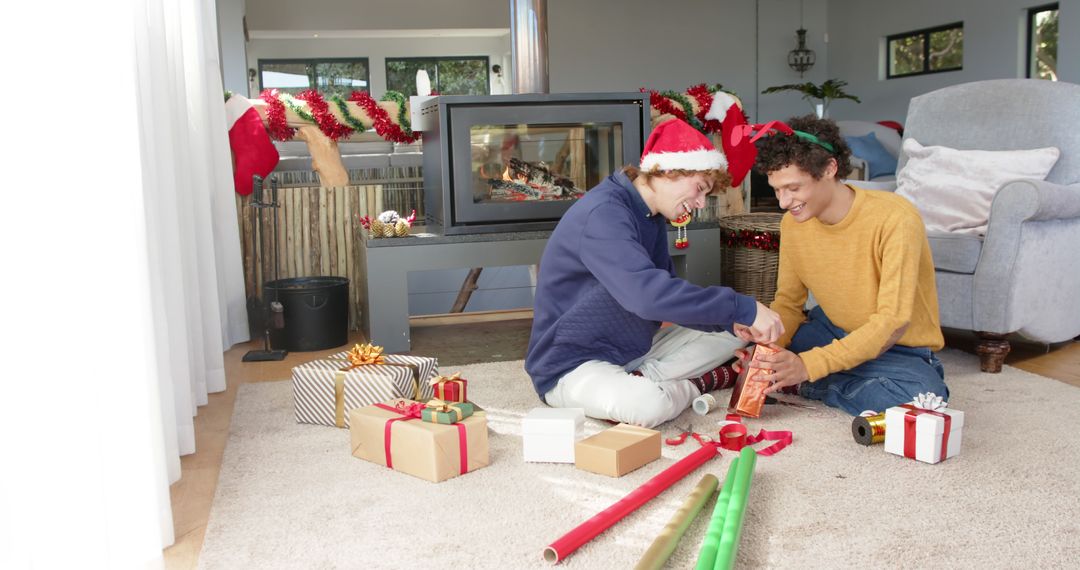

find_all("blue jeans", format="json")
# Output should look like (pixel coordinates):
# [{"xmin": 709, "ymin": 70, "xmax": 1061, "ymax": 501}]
[{"xmin": 791, "ymin": 306, "xmax": 947, "ymax": 416}]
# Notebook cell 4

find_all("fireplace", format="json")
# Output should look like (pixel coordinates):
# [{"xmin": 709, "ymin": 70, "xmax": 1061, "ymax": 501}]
[{"xmin": 420, "ymin": 93, "xmax": 650, "ymax": 234}]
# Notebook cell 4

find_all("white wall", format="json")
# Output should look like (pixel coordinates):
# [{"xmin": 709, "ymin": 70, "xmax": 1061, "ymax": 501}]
[
  {"xmin": 217, "ymin": 0, "xmax": 248, "ymax": 95},
  {"xmin": 755, "ymin": 0, "xmax": 833, "ymax": 122},
  {"xmin": 828, "ymin": 0, "xmax": 1077, "ymax": 122},
  {"xmin": 548, "ymin": 0, "xmax": 812, "ymax": 122},
  {"xmin": 246, "ymin": 36, "xmax": 510, "ymax": 97}
]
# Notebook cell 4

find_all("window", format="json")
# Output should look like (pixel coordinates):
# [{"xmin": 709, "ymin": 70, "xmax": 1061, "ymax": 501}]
[
  {"xmin": 386, "ymin": 57, "xmax": 490, "ymax": 96},
  {"xmin": 887, "ymin": 23, "xmax": 963, "ymax": 78},
  {"xmin": 1027, "ymin": 4, "xmax": 1058, "ymax": 80},
  {"xmin": 258, "ymin": 58, "xmax": 369, "ymax": 96}
]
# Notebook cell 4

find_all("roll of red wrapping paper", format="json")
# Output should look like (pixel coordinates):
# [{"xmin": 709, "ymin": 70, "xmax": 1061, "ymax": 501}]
[
  {"xmin": 543, "ymin": 442, "xmax": 722, "ymax": 564},
  {"xmin": 694, "ymin": 457, "xmax": 740, "ymax": 570},
  {"xmin": 634, "ymin": 474, "xmax": 719, "ymax": 570},
  {"xmin": 714, "ymin": 447, "xmax": 758, "ymax": 570}
]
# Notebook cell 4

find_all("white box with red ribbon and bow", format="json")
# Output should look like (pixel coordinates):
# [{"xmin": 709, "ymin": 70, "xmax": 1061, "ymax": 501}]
[{"xmin": 883, "ymin": 393, "xmax": 964, "ymax": 464}]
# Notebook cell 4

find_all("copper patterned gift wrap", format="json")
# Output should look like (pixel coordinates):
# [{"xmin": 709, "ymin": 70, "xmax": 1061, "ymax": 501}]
[
  {"xmin": 728, "ymin": 344, "xmax": 780, "ymax": 418},
  {"xmin": 291, "ymin": 343, "xmax": 437, "ymax": 428},
  {"xmin": 350, "ymin": 399, "xmax": 490, "ymax": 483}
]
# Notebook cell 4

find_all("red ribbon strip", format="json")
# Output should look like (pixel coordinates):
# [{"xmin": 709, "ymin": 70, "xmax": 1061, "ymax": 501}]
[
  {"xmin": 900, "ymin": 404, "xmax": 951, "ymax": 462},
  {"xmin": 373, "ymin": 401, "xmax": 469, "ymax": 475},
  {"xmin": 718, "ymin": 414, "xmax": 793, "ymax": 456}
]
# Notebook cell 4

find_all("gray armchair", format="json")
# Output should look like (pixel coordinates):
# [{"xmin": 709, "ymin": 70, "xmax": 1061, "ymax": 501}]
[{"xmin": 900, "ymin": 79, "xmax": 1080, "ymax": 372}]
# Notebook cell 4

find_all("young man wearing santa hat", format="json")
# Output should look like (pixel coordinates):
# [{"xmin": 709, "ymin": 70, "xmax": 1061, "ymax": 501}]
[
  {"xmin": 740, "ymin": 115, "xmax": 948, "ymax": 415},
  {"xmin": 526, "ymin": 106, "xmax": 784, "ymax": 428}
]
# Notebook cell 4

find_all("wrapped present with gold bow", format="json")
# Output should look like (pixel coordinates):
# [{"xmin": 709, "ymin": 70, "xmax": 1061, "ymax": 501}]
[
  {"xmin": 429, "ymin": 372, "xmax": 468, "ymax": 403},
  {"xmin": 350, "ymin": 398, "xmax": 490, "ymax": 483},
  {"xmin": 291, "ymin": 343, "xmax": 438, "ymax": 428},
  {"xmin": 421, "ymin": 399, "xmax": 475, "ymax": 425}
]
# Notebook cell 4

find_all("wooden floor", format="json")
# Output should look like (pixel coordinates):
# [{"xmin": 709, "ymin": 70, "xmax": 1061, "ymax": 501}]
[{"xmin": 162, "ymin": 320, "xmax": 1079, "ymax": 568}]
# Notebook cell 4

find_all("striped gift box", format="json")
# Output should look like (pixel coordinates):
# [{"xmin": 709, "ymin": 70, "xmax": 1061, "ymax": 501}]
[{"xmin": 292, "ymin": 353, "xmax": 438, "ymax": 428}]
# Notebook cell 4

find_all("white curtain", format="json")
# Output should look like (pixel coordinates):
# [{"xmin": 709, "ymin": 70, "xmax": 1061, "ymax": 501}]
[
  {"xmin": 134, "ymin": 0, "xmax": 249, "ymax": 476},
  {"xmin": 1, "ymin": 0, "xmax": 247, "ymax": 566}
]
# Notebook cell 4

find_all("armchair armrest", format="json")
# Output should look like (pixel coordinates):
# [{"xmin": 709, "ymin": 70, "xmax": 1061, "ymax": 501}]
[
  {"xmin": 990, "ymin": 178, "xmax": 1080, "ymax": 225},
  {"xmin": 974, "ymin": 178, "xmax": 1080, "ymax": 337}
]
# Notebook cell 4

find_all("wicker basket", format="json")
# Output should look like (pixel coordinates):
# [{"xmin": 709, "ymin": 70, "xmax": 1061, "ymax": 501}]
[{"xmin": 719, "ymin": 212, "xmax": 783, "ymax": 305}]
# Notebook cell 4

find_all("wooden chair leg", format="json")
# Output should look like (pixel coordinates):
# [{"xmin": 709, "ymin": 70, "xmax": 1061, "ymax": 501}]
[{"xmin": 975, "ymin": 332, "xmax": 1010, "ymax": 373}]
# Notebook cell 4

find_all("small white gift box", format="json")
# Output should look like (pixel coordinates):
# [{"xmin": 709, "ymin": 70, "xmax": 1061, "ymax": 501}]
[
  {"xmin": 523, "ymin": 408, "xmax": 585, "ymax": 463},
  {"xmin": 884, "ymin": 394, "xmax": 964, "ymax": 464}
]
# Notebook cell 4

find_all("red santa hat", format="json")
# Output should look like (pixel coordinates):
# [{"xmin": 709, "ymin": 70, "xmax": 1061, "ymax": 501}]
[
  {"xmin": 226, "ymin": 95, "xmax": 280, "ymax": 196},
  {"xmin": 704, "ymin": 90, "xmax": 755, "ymax": 187},
  {"xmin": 640, "ymin": 119, "xmax": 727, "ymax": 172}
]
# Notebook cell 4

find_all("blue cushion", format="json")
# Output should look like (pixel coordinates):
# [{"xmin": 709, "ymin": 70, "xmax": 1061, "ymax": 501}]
[{"xmin": 844, "ymin": 131, "xmax": 898, "ymax": 179}]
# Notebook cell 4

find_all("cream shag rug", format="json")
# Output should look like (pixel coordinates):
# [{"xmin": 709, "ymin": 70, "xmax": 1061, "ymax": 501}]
[{"xmin": 198, "ymin": 350, "xmax": 1080, "ymax": 569}]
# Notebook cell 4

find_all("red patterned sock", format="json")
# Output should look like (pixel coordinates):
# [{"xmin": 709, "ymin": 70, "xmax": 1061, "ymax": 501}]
[
  {"xmin": 689, "ymin": 365, "xmax": 737, "ymax": 394},
  {"xmin": 778, "ymin": 382, "xmax": 801, "ymax": 395}
]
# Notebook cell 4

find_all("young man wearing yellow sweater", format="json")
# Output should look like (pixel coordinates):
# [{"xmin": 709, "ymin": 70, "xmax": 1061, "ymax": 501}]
[{"xmin": 743, "ymin": 116, "xmax": 948, "ymax": 415}]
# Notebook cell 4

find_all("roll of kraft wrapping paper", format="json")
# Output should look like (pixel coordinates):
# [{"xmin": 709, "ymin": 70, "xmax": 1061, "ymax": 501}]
[
  {"xmin": 634, "ymin": 474, "xmax": 720, "ymax": 570},
  {"xmin": 543, "ymin": 442, "xmax": 722, "ymax": 564},
  {"xmin": 714, "ymin": 447, "xmax": 758, "ymax": 570},
  {"xmin": 694, "ymin": 457, "xmax": 740, "ymax": 570}
]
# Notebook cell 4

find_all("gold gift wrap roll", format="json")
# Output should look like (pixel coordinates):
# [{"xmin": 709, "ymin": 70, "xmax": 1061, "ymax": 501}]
[
  {"xmin": 634, "ymin": 474, "xmax": 719, "ymax": 570},
  {"xmin": 851, "ymin": 412, "xmax": 887, "ymax": 445}
]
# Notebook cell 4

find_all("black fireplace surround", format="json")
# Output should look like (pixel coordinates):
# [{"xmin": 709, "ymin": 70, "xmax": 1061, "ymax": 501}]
[{"xmin": 421, "ymin": 93, "xmax": 650, "ymax": 235}]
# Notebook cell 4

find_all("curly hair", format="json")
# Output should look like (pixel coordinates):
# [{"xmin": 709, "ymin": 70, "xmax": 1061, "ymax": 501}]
[
  {"xmin": 621, "ymin": 165, "xmax": 732, "ymax": 195},
  {"xmin": 754, "ymin": 115, "xmax": 853, "ymax": 180}
]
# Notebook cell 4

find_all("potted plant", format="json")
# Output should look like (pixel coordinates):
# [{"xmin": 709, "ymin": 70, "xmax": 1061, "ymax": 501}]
[{"xmin": 761, "ymin": 78, "xmax": 860, "ymax": 118}]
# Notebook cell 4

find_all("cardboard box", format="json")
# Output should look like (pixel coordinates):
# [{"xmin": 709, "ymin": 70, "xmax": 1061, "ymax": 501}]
[
  {"xmin": 884, "ymin": 404, "xmax": 964, "ymax": 464},
  {"xmin": 574, "ymin": 423, "xmax": 661, "ymax": 477},
  {"xmin": 350, "ymin": 399, "xmax": 489, "ymax": 483},
  {"xmin": 522, "ymin": 407, "xmax": 585, "ymax": 463},
  {"xmin": 292, "ymin": 352, "xmax": 438, "ymax": 428},
  {"xmin": 728, "ymin": 344, "xmax": 780, "ymax": 418}
]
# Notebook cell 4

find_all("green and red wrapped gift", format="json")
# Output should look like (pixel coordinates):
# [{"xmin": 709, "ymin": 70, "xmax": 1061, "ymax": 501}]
[{"xmin": 421, "ymin": 399, "xmax": 475, "ymax": 425}]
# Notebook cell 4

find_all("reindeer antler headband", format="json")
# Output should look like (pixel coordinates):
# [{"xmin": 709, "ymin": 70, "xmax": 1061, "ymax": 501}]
[{"xmin": 729, "ymin": 120, "xmax": 836, "ymax": 154}]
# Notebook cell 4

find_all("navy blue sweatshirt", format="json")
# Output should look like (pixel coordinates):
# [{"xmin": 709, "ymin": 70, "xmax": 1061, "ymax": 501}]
[{"xmin": 525, "ymin": 171, "xmax": 758, "ymax": 399}]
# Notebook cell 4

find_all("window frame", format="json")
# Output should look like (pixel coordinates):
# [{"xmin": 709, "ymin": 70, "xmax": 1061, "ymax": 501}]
[
  {"xmin": 384, "ymin": 55, "xmax": 491, "ymax": 96},
  {"xmin": 257, "ymin": 57, "xmax": 371, "ymax": 94},
  {"xmin": 1025, "ymin": 3, "xmax": 1059, "ymax": 80},
  {"xmin": 885, "ymin": 22, "xmax": 964, "ymax": 79}
]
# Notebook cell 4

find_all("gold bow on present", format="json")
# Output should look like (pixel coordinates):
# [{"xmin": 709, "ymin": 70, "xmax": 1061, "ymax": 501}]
[
  {"xmin": 347, "ymin": 343, "xmax": 386, "ymax": 366},
  {"xmin": 428, "ymin": 372, "xmax": 462, "ymax": 386}
]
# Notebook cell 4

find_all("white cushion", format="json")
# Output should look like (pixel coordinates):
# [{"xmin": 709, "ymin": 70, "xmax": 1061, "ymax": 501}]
[{"xmin": 895, "ymin": 139, "xmax": 1060, "ymax": 236}]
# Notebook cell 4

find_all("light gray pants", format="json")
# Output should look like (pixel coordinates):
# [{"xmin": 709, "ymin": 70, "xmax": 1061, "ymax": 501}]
[{"xmin": 544, "ymin": 326, "xmax": 745, "ymax": 428}]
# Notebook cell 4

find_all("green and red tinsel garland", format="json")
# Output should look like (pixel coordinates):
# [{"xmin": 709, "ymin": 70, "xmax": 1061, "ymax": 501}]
[
  {"xmin": 261, "ymin": 89, "xmax": 296, "ymax": 141},
  {"xmin": 347, "ymin": 90, "xmax": 420, "ymax": 144},
  {"xmin": 258, "ymin": 88, "xmax": 420, "ymax": 144},
  {"xmin": 643, "ymin": 83, "xmax": 740, "ymax": 136}
]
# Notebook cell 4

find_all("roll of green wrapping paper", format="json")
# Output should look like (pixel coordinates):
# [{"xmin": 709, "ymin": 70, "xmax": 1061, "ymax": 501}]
[
  {"xmin": 634, "ymin": 474, "xmax": 720, "ymax": 570},
  {"xmin": 694, "ymin": 458, "xmax": 740, "ymax": 570},
  {"xmin": 714, "ymin": 447, "xmax": 758, "ymax": 570}
]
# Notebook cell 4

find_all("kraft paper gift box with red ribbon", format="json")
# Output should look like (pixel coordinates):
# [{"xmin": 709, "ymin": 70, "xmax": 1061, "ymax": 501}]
[
  {"xmin": 291, "ymin": 343, "xmax": 437, "ymax": 429},
  {"xmin": 350, "ymin": 398, "xmax": 490, "ymax": 483},
  {"xmin": 883, "ymin": 393, "xmax": 964, "ymax": 464},
  {"xmin": 429, "ymin": 372, "xmax": 467, "ymax": 403}
]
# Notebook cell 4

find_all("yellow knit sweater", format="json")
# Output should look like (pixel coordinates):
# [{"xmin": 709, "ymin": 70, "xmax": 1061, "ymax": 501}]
[{"xmin": 770, "ymin": 186, "xmax": 944, "ymax": 381}]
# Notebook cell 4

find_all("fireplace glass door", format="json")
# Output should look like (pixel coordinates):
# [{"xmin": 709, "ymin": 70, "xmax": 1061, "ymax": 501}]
[{"xmin": 449, "ymin": 103, "xmax": 643, "ymax": 226}]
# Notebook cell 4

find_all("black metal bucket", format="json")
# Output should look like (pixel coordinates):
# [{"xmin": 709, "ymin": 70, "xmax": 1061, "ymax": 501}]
[{"xmin": 265, "ymin": 276, "xmax": 349, "ymax": 352}]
